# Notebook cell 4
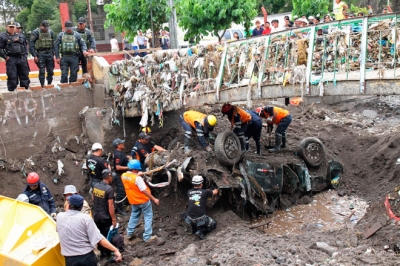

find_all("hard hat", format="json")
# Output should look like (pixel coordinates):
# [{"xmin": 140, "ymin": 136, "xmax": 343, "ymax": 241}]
[
  {"xmin": 207, "ymin": 115, "xmax": 217, "ymax": 127},
  {"xmin": 102, "ymin": 169, "xmax": 112, "ymax": 178},
  {"xmin": 16, "ymin": 194, "xmax": 29, "ymax": 203},
  {"xmin": 91, "ymin": 142, "xmax": 103, "ymax": 151},
  {"xmin": 112, "ymin": 138, "xmax": 125, "ymax": 147},
  {"xmin": 63, "ymin": 185, "xmax": 78, "ymax": 195},
  {"xmin": 192, "ymin": 175, "xmax": 204, "ymax": 185},
  {"xmin": 255, "ymin": 107, "xmax": 263, "ymax": 116},
  {"xmin": 221, "ymin": 103, "xmax": 232, "ymax": 114},
  {"xmin": 138, "ymin": 132, "xmax": 151, "ymax": 140},
  {"xmin": 26, "ymin": 172, "xmax": 40, "ymax": 186},
  {"xmin": 128, "ymin": 159, "xmax": 142, "ymax": 170},
  {"xmin": 141, "ymin": 127, "xmax": 152, "ymax": 134}
]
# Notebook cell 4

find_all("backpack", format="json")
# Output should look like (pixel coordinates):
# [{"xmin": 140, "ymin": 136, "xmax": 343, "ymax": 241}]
[{"xmin": 112, "ymin": 233, "xmax": 125, "ymax": 252}]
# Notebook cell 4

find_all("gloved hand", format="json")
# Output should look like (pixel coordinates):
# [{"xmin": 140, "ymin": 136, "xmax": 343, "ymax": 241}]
[
  {"xmin": 51, "ymin": 213, "xmax": 57, "ymax": 220},
  {"xmin": 206, "ymin": 146, "xmax": 213, "ymax": 152},
  {"xmin": 266, "ymin": 117, "xmax": 273, "ymax": 123}
]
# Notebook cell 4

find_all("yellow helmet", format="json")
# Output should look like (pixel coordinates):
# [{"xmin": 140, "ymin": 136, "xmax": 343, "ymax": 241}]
[
  {"xmin": 141, "ymin": 127, "xmax": 151, "ymax": 134},
  {"xmin": 206, "ymin": 115, "xmax": 217, "ymax": 127}
]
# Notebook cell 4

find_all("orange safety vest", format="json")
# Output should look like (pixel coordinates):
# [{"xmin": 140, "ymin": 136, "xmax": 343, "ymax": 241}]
[
  {"xmin": 262, "ymin": 107, "xmax": 289, "ymax": 124},
  {"xmin": 121, "ymin": 172, "xmax": 150, "ymax": 205},
  {"xmin": 230, "ymin": 106, "xmax": 252, "ymax": 125},
  {"xmin": 183, "ymin": 110, "xmax": 207, "ymax": 129}
]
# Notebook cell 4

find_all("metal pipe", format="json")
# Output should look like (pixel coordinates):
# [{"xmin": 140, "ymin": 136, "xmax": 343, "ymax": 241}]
[
  {"xmin": 359, "ymin": 16, "xmax": 369, "ymax": 93},
  {"xmin": 306, "ymin": 26, "xmax": 316, "ymax": 94},
  {"xmin": 145, "ymin": 169, "xmax": 172, "ymax": 188},
  {"xmin": 258, "ymin": 35, "xmax": 270, "ymax": 98}
]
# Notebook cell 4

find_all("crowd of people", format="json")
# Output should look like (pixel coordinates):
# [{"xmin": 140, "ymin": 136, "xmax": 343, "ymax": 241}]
[
  {"xmin": 251, "ymin": 3, "xmax": 395, "ymax": 37},
  {"xmin": 0, "ymin": 18, "xmax": 96, "ymax": 92}
]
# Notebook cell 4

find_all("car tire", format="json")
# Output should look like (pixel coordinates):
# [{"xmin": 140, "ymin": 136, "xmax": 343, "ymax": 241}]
[
  {"xmin": 298, "ymin": 137, "xmax": 326, "ymax": 168},
  {"xmin": 214, "ymin": 131, "xmax": 242, "ymax": 166},
  {"xmin": 167, "ymin": 138, "xmax": 179, "ymax": 150}
]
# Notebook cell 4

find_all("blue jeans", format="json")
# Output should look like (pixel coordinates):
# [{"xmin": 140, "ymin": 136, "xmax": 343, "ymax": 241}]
[{"xmin": 126, "ymin": 200, "xmax": 153, "ymax": 241}]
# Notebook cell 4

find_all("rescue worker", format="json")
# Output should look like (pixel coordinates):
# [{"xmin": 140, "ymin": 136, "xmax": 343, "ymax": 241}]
[
  {"xmin": 75, "ymin": 17, "xmax": 96, "ymax": 74},
  {"xmin": 112, "ymin": 138, "xmax": 129, "ymax": 216},
  {"xmin": 29, "ymin": 20, "xmax": 55, "ymax": 88},
  {"xmin": 122, "ymin": 160, "xmax": 159, "ymax": 243},
  {"xmin": 86, "ymin": 143, "xmax": 110, "ymax": 188},
  {"xmin": 131, "ymin": 132, "xmax": 166, "ymax": 170},
  {"xmin": 23, "ymin": 172, "xmax": 56, "ymax": 218},
  {"xmin": 255, "ymin": 105, "xmax": 292, "ymax": 152},
  {"xmin": 245, "ymin": 110, "xmax": 263, "ymax": 155},
  {"xmin": 180, "ymin": 110, "xmax": 217, "ymax": 154},
  {"xmin": 183, "ymin": 175, "xmax": 218, "ymax": 240},
  {"xmin": 54, "ymin": 20, "xmax": 88, "ymax": 84},
  {"xmin": 63, "ymin": 185, "xmax": 91, "ymax": 215},
  {"xmin": 93, "ymin": 169, "xmax": 117, "ymax": 259},
  {"xmin": 0, "ymin": 21, "xmax": 30, "ymax": 91},
  {"xmin": 221, "ymin": 103, "xmax": 252, "ymax": 151}
]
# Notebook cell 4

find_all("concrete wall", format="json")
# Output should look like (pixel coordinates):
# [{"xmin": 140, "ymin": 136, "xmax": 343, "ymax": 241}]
[{"xmin": 0, "ymin": 86, "xmax": 94, "ymax": 160}]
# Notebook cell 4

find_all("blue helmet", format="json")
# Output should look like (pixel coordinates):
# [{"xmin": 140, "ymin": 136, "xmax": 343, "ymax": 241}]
[{"xmin": 128, "ymin": 159, "xmax": 142, "ymax": 170}]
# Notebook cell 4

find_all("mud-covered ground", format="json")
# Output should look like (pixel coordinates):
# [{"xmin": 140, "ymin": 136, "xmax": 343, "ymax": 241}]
[{"xmin": 2, "ymin": 95, "xmax": 400, "ymax": 265}]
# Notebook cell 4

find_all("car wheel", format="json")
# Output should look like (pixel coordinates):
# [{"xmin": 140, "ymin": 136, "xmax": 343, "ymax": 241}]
[
  {"xmin": 214, "ymin": 131, "xmax": 242, "ymax": 166},
  {"xmin": 167, "ymin": 137, "xmax": 179, "ymax": 150},
  {"xmin": 298, "ymin": 137, "xmax": 326, "ymax": 168}
]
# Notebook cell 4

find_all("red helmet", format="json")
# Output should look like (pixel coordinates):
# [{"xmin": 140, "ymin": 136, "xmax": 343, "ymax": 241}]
[
  {"xmin": 255, "ymin": 107, "xmax": 263, "ymax": 116},
  {"xmin": 221, "ymin": 103, "xmax": 232, "ymax": 113},
  {"xmin": 27, "ymin": 172, "xmax": 40, "ymax": 185}
]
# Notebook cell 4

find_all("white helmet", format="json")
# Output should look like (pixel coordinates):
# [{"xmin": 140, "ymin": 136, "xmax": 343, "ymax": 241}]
[
  {"xmin": 91, "ymin": 143, "xmax": 103, "ymax": 151},
  {"xmin": 192, "ymin": 175, "xmax": 204, "ymax": 185},
  {"xmin": 16, "ymin": 194, "xmax": 29, "ymax": 203}
]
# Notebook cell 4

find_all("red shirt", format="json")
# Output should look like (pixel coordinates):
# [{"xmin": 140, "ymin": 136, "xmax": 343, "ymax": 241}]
[{"xmin": 262, "ymin": 28, "xmax": 271, "ymax": 35}]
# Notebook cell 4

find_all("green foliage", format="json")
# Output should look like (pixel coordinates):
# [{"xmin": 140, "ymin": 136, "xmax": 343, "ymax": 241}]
[
  {"xmin": 176, "ymin": 0, "xmax": 257, "ymax": 42},
  {"xmin": 74, "ymin": 0, "xmax": 97, "ymax": 20},
  {"xmin": 104, "ymin": 0, "xmax": 169, "ymax": 41},
  {"xmin": 26, "ymin": 0, "xmax": 57, "ymax": 31},
  {"xmin": 292, "ymin": 0, "xmax": 330, "ymax": 18},
  {"xmin": 16, "ymin": 7, "xmax": 30, "ymax": 27},
  {"xmin": 256, "ymin": 0, "xmax": 292, "ymax": 15},
  {"xmin": 10, "ymin": 0, "xmax": 32, "ymax": 9},
  {"xmin": 350, "ymin": 4, "xmax": 368, "ymax": 15}
]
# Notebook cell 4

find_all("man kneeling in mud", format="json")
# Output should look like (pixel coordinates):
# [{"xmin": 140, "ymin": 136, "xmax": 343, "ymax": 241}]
[{"xmin": 182, "ymin": 175, "xmax": 218, "ymax": 239}]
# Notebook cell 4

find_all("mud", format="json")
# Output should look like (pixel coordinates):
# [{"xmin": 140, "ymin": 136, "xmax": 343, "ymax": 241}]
[{"xmin": 2, "ymin": 96, "xmax": 400, "ymax": 265}]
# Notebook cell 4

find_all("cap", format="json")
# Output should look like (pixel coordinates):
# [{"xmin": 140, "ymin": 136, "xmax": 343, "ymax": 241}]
[
  {"xmin": 63, "ymin": 185, "xmax": 78, "ymax": 195},
  {"xmin": 78, "ymin": 17, "xmax": 86, "ymax": 23},
  {"xmin": 65, "ymin": 20, "xmax": 73, "ymax": 29},
  {"xmin": 91, "ymin": 143, "xmax": 103, "ymax": 151},
  {"xmin": 192, "ymin": 175, "xmax": 204, "ymax": 185},
  {"xmin": 138, "ymin": 132, "xmax": 151, "ymax": 140},
  {"xmin": 308, "ymin": 16, "xmax": 315, "ymax": 20},
  {"xmin": 41, "ymin": 20, "xmax": 49, "ymax": 27},
  {"xmin": 15, "ymin": 22, "xmax": 22, "ymax": 29},
  {"xmin": 6, "ymin": 21, "xmax": 15, "ymax": 27},
  {"xmin": 68, "ymin": 194, "xmax": 84, "ymax": 207},
  {"xmin": 102, "ymin": 169, "xmax": 112, "ymax": 178},
  {"xmin": 113, "ymin": 138, "xmax": 125, "ymax": 147}
]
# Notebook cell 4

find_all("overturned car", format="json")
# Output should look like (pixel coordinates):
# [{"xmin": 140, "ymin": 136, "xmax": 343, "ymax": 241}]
[{"xmin": 142, "ymin": 131, "xmax": 343, "ymax": 217}]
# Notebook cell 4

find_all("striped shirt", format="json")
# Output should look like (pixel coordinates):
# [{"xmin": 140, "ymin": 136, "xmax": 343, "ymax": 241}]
[{"xmin": 56, "ymin": 210, "xmax": 104, "ymax": 256}]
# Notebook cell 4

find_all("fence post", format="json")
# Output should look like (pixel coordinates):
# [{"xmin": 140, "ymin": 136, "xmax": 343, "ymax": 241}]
[
  {"xmin": 258, "ymin": 35, "xmax": 270, "ymax": 98},
  {"xmin": 215, "ymin": 44, "xmax": 228, "ymax": 101},
  {"xmin": 306, "ymin": 26, "xmax": 316, "ymax": 94},
  {"xmin": 359, "ymin": 16, "xmax": 369, "ymax": 93}
]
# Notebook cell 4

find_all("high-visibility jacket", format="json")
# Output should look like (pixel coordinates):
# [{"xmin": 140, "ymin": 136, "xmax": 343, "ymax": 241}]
[
  {"xmin": 230, "ymin": 106, "xmax": 252, "ymax": 125},
  {"xmin": 121, "ymin": 172, "xmax": 150, "ymax": 205},
  {"xmin": 262, "ymin": 107, "xmax": 290, "ymax": 124},
  {"xmin": 183, "ymin": 110, "xmax": 207, "ymax": 129}
]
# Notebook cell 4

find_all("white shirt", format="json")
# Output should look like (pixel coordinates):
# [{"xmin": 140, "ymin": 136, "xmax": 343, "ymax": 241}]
[{"xmin": 110, "ymin": 38, "xmax": 119, "ymax": 50}]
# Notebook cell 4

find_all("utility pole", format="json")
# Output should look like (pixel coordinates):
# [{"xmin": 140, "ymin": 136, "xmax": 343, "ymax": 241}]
[
  {"xmin": 87, "ymin": 0, "xmax": 94, "ymax": 33},
  {"xmin": 167, "ymin": 0, "xmax": 178, "ymax": 49}
]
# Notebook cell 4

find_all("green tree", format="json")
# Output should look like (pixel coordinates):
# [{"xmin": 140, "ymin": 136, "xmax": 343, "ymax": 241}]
[
  {"xmin": 26, "ymin": 0, "xmax": 57, "ymax": 31},
  {"xmin": 292, "ymin": 0, "xmax": 330, "ymax": 18},
  {"xmin": 74, "ymin": 0, "xmax": 97, "ymax": 20},
  {"xmin": 15, "ymin": 7, "xmax": 29, "ymax": 27},
  {"xmin": 104, "ymin": 0, "xmax": 169, "ymax": 42},
  {"xmin": 176, "ymin": 0, "xmax": 258, "ymax": 43},
  {"xmin": 256, "ymin": 0, "xmax": 292, "ymax": 15},
  {"xmin": 10, "ymin": 0, "xmax": 32, "ymax": 9}
]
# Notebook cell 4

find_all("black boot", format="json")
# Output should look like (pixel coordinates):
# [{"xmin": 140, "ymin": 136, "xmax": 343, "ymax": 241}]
[
  {"xmin": 281, "ymin": 132, "xmax": 286, "ymax": 149},
  {"xmin": 255, "ymin": 141, "xmax": 261, "ymax": 155},
  {"xmin": 269, "ymin": 134, "xmax": 282, "ymax": 152},
  {"xmin": 239, "ymin": 136, "xmax": 246, "ymax": 152},
  {"xmin": 184, "ymin": 135, "xmax": 191, "ymax": 154}
]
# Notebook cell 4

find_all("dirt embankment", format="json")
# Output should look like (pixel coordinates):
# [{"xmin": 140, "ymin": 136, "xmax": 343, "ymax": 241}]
[{"xmin": 2, "ymin": 96, "xmax": 400, "ymax": 265}]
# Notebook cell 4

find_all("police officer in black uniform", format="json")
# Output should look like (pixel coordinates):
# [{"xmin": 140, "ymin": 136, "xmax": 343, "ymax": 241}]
[
  {"xmin": 0, "ymin": 21, "xmax": 30, "ymax": 91},
  {"xmin": 86, "ymin": 143, "xmax": 109, "ymax": 188},
  {"xmin": 75, "ymin": 17, "xmax": 96, "ymax": 74},
  {"xmin": 112, "ymin": 138, "xmax": 129, "ymax": 216},
  {"xmin": 29, "ymin": 20, "xmax": 55, "ymax": 88},
  {"xmin": 93, "ymin": 169, "xmax": 117, "ymax": 259},
  {"xmin": 15, "ymin": 22, "xmax": 23, "ymax": 34},
  {"xmin": 54, "ymin": 20, "xmax": 88, "ymax": 83}
]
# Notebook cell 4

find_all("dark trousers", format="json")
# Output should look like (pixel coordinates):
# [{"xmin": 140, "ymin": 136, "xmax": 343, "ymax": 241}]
[
  {"xmin": 6, "ymin": 56, "xmax": 30, "ymax": 91},
  {"xmin": 37, "ymin": 52, "xmax": 54, "ymax": 86},
  {"xmin": 184, "ymin": 215, "xmax": 217, "ymax": 235},
  {"xmin": 114, "ymin": 173, "xmax": 126, "ymax": 209},
  {"xmin": 94, "ymin": 218, "xmax": 112, "ymax": 257},
  {"xmin": 139, "ymin": 44, "xmax": 147, "ymax": 57},
  {"xmin": 78, "ymin": 52, "xmax": 87, "ymax": 74},
  {"xmin": 276, "ymin": 115, "xmax": 292, "ymax": 135},
  {"xmin": 60, "ymin": 55, "xmax": 79, "ymax": 83},
  {"xmin": 65, "ymin": 251, "xmax": 97, "ymax": 266}
]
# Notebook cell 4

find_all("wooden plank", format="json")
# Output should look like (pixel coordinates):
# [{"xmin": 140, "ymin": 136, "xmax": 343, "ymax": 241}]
[
  {"xmin": 249, "ymin": 218, "xmax": 272, "ymax": 229},
  {"xmin": 363, "ymin": 222, "xmax": 383, "ymax": 239},
  {"xmin": 89, "ymin": 47, "xmax": 162, "ymax": 57}
]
